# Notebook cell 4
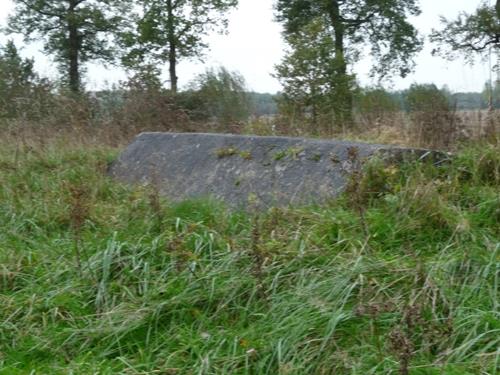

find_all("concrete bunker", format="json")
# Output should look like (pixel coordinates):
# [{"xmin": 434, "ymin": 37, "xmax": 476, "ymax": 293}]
[{"xmin": 109, "ymin": 132, "xmax": 446, "ymax": 208}]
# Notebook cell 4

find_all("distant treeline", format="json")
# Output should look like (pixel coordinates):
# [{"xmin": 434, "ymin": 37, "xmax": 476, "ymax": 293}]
[
  {"xmin": 248, "ymin": 92, "xmax": 279, "ymax": 117},
  {"xmin": 388, "ymin": 87, "xmax": 498, "ymax": 112},
  {"xmin": 250, "ymin": 84, "xmax": 499, "ymax": 117}
]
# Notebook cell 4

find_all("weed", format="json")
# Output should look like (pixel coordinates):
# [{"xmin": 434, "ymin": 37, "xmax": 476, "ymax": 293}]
[
  {"xmin": 67, "ymin": 182, "xmax": 91, "ymax": 278},
  {"xmin": 388, "ymin": 327, "xmax": 414, "ymax": 375},
  {"xmin": 215, "ymin": 146, "xmax": 238, "ymax": 158},
  {"xmin": 215, "ymin": 147, "xmax": 252, "ymax": 160},
  {"xmin": 310, "ymin": 153, "xmax": 322, "ymax": 162},
  {"xmin": 288, "ymin": 146, "xmax": 304, "ymax": 159},
  {"xmin": 330, "ymin": 153, "xmax": 341, "ymax": 164},
  {"xmin": 147, "ymin": 172, "xmax": 165, "ymax": 233},
  {"xmin": 344, "ymin": 146, "xmax": 369, "ymax": 238},
  {"xmin": 239, "ymin": 150, "xmax": 252, "ymax": 160},
  {"xmin": 273, "ymin": 149, "xmax": 287, "ymax": 161},
  {"xmin": 273, "ymin": 146, "xmax": 305, "ymax": 161}
]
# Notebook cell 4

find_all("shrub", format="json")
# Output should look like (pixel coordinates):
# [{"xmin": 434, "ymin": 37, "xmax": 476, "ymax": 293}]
[
  {"xmin": 405, "ymin": 84, "xmax": 463, "ymax": 149},
  {"xmin": 354, "ymin": 87, "xmax": 401, "ymax": 130},
  {"xmin": 183, "ymin": 66, "xmax": 252, "ymax": 129}
]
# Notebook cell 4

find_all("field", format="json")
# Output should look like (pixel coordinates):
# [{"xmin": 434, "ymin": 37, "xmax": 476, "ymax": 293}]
[{"xmin": 0, "ymin": 131, "xmax": 499, "ymax": 374}]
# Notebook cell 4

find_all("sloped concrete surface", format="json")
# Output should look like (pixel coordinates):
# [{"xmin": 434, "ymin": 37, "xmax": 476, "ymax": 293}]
[{"xmin": 109, "ymin": 132, "xmax": 444, "ymax": 208}]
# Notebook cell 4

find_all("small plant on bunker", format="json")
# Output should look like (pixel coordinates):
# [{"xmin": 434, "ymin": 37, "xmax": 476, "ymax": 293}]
[
  {"xmin": 273, "ymin": 146, "xmax": 304, "ymax": 161},
  {"xmin": 330, "ymin": 153, "xmax": 340, "ymax": 164},
  {"xmin": 273, "ymin": 150, "xmax": 287, "ymax": 161},
  {"xmin": 215, "ymin": 146, "xmax": 238, "ymax": 158},
  {"xmin": 239, "ymin": 150, "xmax": 252, "ymax": 160},
  {"xmin": 215, "ymin": 147, "xmax": 252, "ymax": 160},
  {"xmin": 288, "ymin": 146, "xmax": 304, "ymax": 159},
  {"xmin": 310, "ymin": 152, "xmax": 322, "ymax": 162}
]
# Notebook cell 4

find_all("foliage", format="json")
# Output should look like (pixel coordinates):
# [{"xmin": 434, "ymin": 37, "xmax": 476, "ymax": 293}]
[
  {"xmin": 452, "ymin": 91, "xmax": 489, "ymax": 110},
  {"xmin": 8, "ymin": 0, "xmax": 131, "ymax": 92},
  {"xmin": 275, "ymin": 18, "xmax": 355, "ymax": 133},
  {"xmin": 121, "ymin": 0, "xmax": 238, "ymax": 92},
  {"xmin": 248, "ymin": 92, "xmax": 279, "ymax": 117},
  {"xmin": 0, "ymin": 133, "xmax": 498, "ymax": 373},
  {"xmin": 180, "ymin": 67, "xmax": 251, "ymax": 126},
  {"xmin": 275, "ymin": 0, "xmax": 422, "ymax": 128},
  {"xmin": 0, "ymin": 40, "xmax": 52, "ymax": 120},
  {"xmin": 405, "ymin": 84, "xmax": 463, "ymax": 149},
  {"xmin": 122, "ymin": 63, "xmax": 164, "ymax": 92},
  {"xmin": 406, "ymin": 84, "xmax": 451, "ymax": 112},
  {"xmin": 430, "ymin": 0, "xmax": 500, "ymax": 63},
  {"xmin": 482, "ymin": 79, "xmax": 500, "ymax": 109},
  {"xmin": 107, "ymin": 71, "xmax": 193, "ymax": 136},
  {"xmin": 276, "ymin": 0, "xmax": 422, "ymax": 79},
  {"xmin": 354, "ymin": 87, "xmax": 401, "ymax": 129}
]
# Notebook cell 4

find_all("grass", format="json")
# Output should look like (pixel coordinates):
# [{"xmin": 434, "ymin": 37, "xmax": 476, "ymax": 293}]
[{"xmin": 0, "ymin": 134, "xmax": 499, "ymax": 374}]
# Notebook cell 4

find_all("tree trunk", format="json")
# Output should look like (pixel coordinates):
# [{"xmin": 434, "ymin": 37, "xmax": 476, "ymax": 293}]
[
  {"xmin": 328, "ymin": 1, "xmax": 346, "ymax": 74},
  {"xmin": 169, "ymin": 43, "xmax": 178, "ymax": 93},
  {"xmin": 166, "ymin": 0, "xmax": 178, "ymax": 93},
  {"xmin": 68, "ymin": 0, "xmax": 80, "ymax": 93},
  {"xmin": 327, "ymin": 0, "xmax": 353, "ymax": 127}
]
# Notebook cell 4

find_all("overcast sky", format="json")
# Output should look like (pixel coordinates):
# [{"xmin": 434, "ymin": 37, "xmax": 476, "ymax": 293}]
[{"xmin": 0, "ymin": 0, "xmax": 495, "ymax": 93}]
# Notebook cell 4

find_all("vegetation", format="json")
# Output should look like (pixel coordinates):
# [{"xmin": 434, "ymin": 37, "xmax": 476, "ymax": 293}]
[
  {"xmin": 0, "ymin": 1, "xmax": 499, "ymax": 370},
  {"xmin": 275, "ymin": 18, "xmax": 350, "ymax": 133},
  {"xmin": 430, "ymin": 0, "xmax": 500, "ymax": 63},
  {"xmin": 0, "ymin": 131, "xmax": 498, "ymax": 374},
  {"xmin": 7, "ymin": 0, "xmax": 131, "ymax": 93},
  {"xmin": 275, "ymin": 0, "xmax": 423, "ymax": 128},
  {"xmin": 2, "ymin": 0, "xmax": 499, "ymax": 131},
  {"xmin": 0, "ymin": 40, "xmax": 52, "ymax": 120},
  {"xmin": 403, "ymin": 84, "xmax": 463, "ymax": 149},
  {"xmin": 353, "ymin": 87, "xmax": 401, "ymax": 131},
  {"xmin": 249, "ymin": 92, "xmax": 279, "ymax": 117},
  {"xmin": 121, "ymin": 0, "xmax": 238, "ymax": 93},
  {"xmin": 182, "ymin": 67, "xmax": 251, "ymax": 126}
]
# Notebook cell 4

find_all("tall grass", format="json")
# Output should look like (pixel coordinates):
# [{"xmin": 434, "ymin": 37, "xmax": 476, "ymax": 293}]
[
  {"xmin": 0, "ymin": 131, "xmax": 498, "ymax": 374},
  {"xmin": 3, "ymin": 83, "xmax": 499, "ymax": 153}
]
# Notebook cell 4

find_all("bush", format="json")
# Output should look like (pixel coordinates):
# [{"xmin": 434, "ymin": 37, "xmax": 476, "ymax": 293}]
[
  {"xmin": 354, "ymin": 87, "xmax": 401, "ymax": 130},
  {"xmin": 405, "ymin": 84, "xmax": 463, "ymax": 149},
  {"xmin": 182, "ymin": 66, "xmax": 252, "ymax": 129},
  {"xmin": 111, "ymin": 69, "xmax": 192, "ymax": 135}
]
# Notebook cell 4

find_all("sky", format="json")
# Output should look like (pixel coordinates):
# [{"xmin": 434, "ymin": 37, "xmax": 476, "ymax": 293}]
[{"xmin": 0, "ymin": 0, "xmax": 495, "ymax": 93}]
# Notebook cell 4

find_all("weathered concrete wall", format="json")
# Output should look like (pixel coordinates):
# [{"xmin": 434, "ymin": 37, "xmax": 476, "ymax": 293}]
[{"xmin": 109, "ymin": 132, "xmax": 442, "ymax": 208}]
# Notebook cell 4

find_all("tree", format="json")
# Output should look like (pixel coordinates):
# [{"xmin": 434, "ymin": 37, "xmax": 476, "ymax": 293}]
[
  {"xmin": 275, "ymin": 0, "xmax": 422, "ymax": 126},
  {"xmin": 430, "ymin": 0, "xmax": 500, "ymax": 62},
  {"xmin": 0, "ymin": 40, "xmax": 51, "ymax": 119},
  {"xmin": 275, "ymin": 18, "xmax": 354, "ymax": 132},
  {"xmin": 0, "ymin": 40, "xmax": 37, "ymax": 97},
  {"xmin": 8, "ymin": 0, "xmax": 131, "ymax": 93},
  {"xmin": 122, "ymin": 0, "xmax": 238, "ymax": 93}
]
